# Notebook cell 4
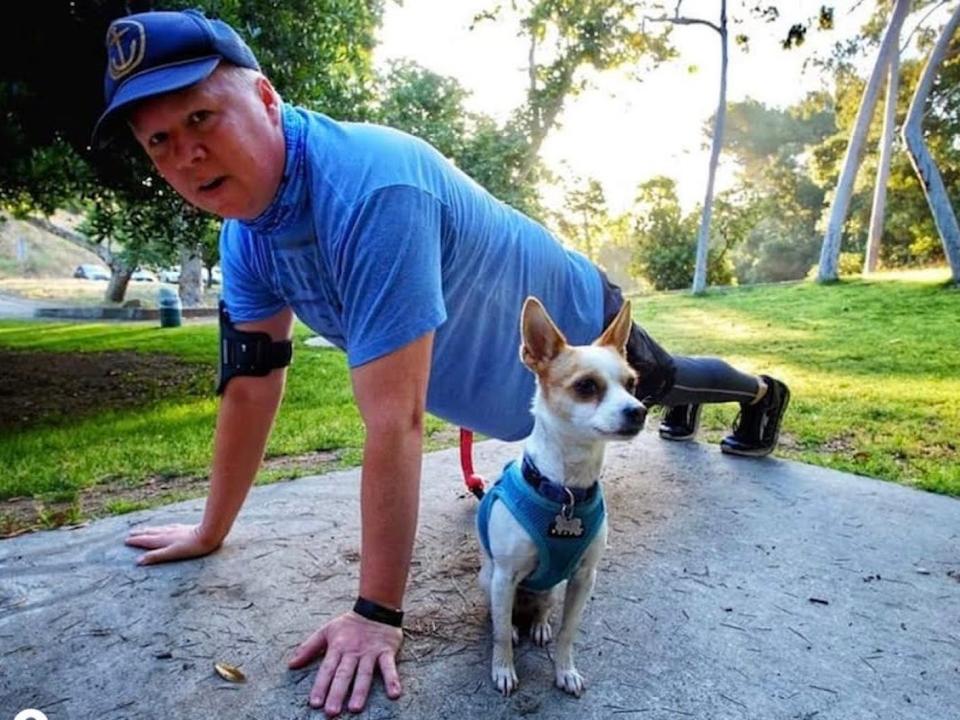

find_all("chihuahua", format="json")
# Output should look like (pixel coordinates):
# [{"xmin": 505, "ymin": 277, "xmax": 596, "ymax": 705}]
[{"xmin": 477, "ymin": 296, "xmax": 645, "ymax": 697}]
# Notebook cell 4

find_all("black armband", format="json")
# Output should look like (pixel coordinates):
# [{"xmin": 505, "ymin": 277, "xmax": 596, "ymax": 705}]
[
  {"xmin": 353, "ymin": 596, "xmax": 404, "ymax": 628},
  {"xmin": 216, "ymin": 301, "xmax": 293, "ymax": 395}
]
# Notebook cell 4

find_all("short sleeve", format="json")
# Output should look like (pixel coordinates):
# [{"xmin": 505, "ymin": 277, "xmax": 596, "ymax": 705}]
[
  {"xmin": 333, "ymin": 185, "xmax": 447, "ymax": 367},
  {"xmin": 219, "ymin": 221, "xmax": 287, "ymax": 324}
]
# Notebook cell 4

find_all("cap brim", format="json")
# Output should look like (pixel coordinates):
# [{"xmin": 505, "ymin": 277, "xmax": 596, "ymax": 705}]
[{"xmin": 91, "ymin": 56, "xmax": 221, "ymax": 149}]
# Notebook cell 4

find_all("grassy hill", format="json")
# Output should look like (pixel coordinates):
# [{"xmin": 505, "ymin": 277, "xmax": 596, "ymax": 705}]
[{"xmin": 0, "ymin": 215, "xmax": 101, "ymax": 279}]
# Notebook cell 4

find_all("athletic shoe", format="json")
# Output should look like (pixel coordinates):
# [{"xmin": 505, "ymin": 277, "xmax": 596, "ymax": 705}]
[
  {"xmin": 720, "ymin": 375, "xmax": 790, "ymax": 457},
  {"xmin": 658, "ymin": 404, "xmax": 702, "ymax": 441}
]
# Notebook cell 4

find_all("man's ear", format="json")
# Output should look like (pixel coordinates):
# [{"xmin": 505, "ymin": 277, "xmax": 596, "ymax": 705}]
[
  {"xmin": 594, "ymin": 300, "xmax": 632, "ymax": 356},
  {"xmin": 520, "ymin": 296, "xmax": 567, "ymax": 372},
  {"xmin": 255, "ymin": 75, "xmax": 281, "ymax": 120}
]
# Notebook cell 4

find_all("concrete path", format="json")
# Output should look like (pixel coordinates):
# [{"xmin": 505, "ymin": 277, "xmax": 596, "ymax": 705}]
[
  {"xmin": 1, "ymin": 435, "xmax": 958, "ymax": 720},
  {"xmin": 0, "ymin": 293, "xmax": 47, "ymax": 319}
]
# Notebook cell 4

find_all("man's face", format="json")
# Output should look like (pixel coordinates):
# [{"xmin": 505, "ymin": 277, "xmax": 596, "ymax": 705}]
[{"xmin": 129, "ymin": 68, "xmax": 285, "ymax": 220}]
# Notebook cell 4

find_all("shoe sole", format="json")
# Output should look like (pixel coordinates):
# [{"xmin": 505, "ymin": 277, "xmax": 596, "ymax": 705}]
[
  {"xmin": 658, "ymin": 406, "xmax": 702, "ymax": 442},
  {"xmin": 720, "ymin": 384, "xmax": 791, "ymax": 458},
  {"xmin": 659, "ymin": 430, "xmax": 696, "ymax": 441}
]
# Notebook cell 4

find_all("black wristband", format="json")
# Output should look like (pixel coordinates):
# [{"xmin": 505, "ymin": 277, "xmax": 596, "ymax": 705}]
[{"xmin": 353, "ymin": 596, "xmax": 404, "ymax": 628}]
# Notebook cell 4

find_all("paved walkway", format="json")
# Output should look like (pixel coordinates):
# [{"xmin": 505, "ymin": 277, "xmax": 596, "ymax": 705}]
[
  {"xmin": 1, "ymin": 435, "xmax": 958, "ymax": 720},
  {"xmin": 0, "ymin": 293, "xmax": 46, "ymax": 319}
]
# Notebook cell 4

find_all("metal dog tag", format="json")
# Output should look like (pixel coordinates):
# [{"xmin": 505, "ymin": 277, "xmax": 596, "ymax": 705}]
[{"xmin": 549, "ymin": 512, "xmax": 584, "ymax": 538}]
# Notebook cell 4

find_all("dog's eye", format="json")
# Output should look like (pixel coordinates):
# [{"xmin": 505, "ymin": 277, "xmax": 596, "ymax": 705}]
[
  {"xmin": 573, "ymin": 377, "xmax": 600, "ymax": 398},
  {"xmin": 625, "ymin": 377, "xmax": 637, "ymax": 394}
]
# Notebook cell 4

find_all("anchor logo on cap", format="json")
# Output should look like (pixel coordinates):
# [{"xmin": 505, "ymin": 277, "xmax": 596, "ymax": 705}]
[{"xmin": 106, "ymin": 20, "xmax": 146, "ymax": 80}]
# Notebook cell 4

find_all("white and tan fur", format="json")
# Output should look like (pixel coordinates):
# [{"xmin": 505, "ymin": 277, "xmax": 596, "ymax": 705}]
[{"xmin": 478, "ymin": 297, "xmax": 645, "ymax": 697}]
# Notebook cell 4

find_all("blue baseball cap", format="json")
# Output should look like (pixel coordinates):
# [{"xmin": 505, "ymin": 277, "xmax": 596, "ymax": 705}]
[{"xmin": 92, "ymin": 9, "xmax": 260, "ymax": 146}]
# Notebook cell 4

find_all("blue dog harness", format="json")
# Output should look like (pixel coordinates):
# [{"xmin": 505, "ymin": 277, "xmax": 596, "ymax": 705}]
[{"xmin": 477, "ymin": 459, "xmax": 606, "ymax": 592}]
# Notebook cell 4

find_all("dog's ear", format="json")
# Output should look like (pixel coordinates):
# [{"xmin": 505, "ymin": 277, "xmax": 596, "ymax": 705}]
[
  {"xmin": 520, "ymin": 296, "xmax": 567, "ymax": 372},
  {"xmin": 594, "ymin": 300, "xmax": 632, "ymax": 356}
]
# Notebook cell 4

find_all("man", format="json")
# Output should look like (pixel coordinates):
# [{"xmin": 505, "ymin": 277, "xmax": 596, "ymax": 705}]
[{"xmin": 97, "ymin": 9, "xmax": 790, "ymax": 717}]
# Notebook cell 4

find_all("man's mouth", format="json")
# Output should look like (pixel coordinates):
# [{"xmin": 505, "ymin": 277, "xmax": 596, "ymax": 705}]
[{"xmin": 198, "ymin": 176, "xmax": 226, "ymax": 193}]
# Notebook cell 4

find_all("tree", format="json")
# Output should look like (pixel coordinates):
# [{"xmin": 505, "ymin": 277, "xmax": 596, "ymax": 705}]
[
  {"xmin": 552, "ymin": 177, "xmax": 609, "ymax": 263},
  {"xmin": 628, "ymin": 176, "xmax": 732, "ymax": 290},
  {"xmin": 647, "ymin": 1, "xmax": 730, "ymax": 295},
  {"xmin": 722, "ymin": 95, "xmax": 834, "ymax": 282},
  {"xmin": 374, "ymin": 60, "xmax": 542, "ymax": 216},
  {"xmin": 474, "ymin": 0, "xmax": 673, "ymax": 189}
]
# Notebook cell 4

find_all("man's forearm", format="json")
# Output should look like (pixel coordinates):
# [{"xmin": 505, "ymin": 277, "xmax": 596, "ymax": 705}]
[
  {"xmin": 357, "ymin": 418, "xmax": 424, "ymax": 609},
  {"xmin": 199, "ymin": 372, "xmax": 286, "ymax": 544}
]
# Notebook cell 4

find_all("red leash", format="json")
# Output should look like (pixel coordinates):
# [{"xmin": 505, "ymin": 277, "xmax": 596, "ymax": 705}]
[{"xmin": 459, "ymin": 428, "xmax": 486, "ymax": 499}]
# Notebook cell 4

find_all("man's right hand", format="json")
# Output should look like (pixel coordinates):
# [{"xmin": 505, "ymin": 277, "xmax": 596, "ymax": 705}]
[{"xmin": 125, "ymin": 523, "xmax": 222, "ymax": 565}]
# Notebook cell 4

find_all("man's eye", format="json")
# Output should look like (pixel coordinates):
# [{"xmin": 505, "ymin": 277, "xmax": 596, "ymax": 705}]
[
  {"xmin": 189, "ymin": 110, "xmax": 211, "ymax": 125},
  {"xmin": 148, "ymin": 133, "xmax": 167, "ymax": 147},
  {"xmin": 573, "ymin": 377, "xmax": 600, "ymax": 398}
]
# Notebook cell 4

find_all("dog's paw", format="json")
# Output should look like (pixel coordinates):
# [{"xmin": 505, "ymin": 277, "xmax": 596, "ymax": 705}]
[
  {"xmin": 530, "ymin": 620, "xmax": 552, "ymax": 647},
  {"xmin": 512, "ymin": 625, "xmax": 520, "ymax": 646},
  {"xmin": 492, "ymin": 663, "xmax": 519, "ymax": 696},
  {"xmin": 555, "ymin": 666, "xmax": 585, "ymax": 697}
]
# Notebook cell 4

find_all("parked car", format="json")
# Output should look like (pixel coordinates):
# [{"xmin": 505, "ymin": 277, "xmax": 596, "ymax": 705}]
[
  {"xmin": 131, "ymin": 268, "xmax": 158, "ymax": 282},
  {"xmin": 159, "ymin": 266, "xmax": 181, "ymax": 283},
  {"xmin": 73, "ymin": 264, "xmax": 110, "ymax": 281}
]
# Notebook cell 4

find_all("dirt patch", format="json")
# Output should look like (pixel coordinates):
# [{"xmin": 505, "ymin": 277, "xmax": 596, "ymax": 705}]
[
  {"xmin": 0, "ymin": 449, "xmax": 348, "ymax": 538},
  {"xmin": 0, "ymin": 349, "xmax": 212, "ymax": 430},
  {"xmin": 262, "ymin": 450, "xmax": 340, "ymax": 473}
]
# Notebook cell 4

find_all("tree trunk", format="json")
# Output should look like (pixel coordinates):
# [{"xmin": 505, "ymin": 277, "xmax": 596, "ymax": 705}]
[
  {"xmin": 902, "ymin": 3, "xmax": 960, "ymax": 286},
  {"xmin": 105, "ymin": 265, "xmax": 132, "ymax": 303},
  {"xmin": 691, "ymin": 0, "xmax": 727, "ymax": 295},
  {"xmin": 518, "ymin": 62, "xmax": 577, "ymax": 185},
  {"xmin": 817, "ymin": 0, "xmax": 910, "ymax": 283},
  {"xmin": 865, "ymin": 33, "xmax": 900, "ymax": 275},
  {"xmin": 178, "ymin": 244, "xmax": 205, "ymax": 308}
]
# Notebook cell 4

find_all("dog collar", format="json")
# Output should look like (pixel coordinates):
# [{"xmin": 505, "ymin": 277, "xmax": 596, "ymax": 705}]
[{"xmin": 521, "ymin": 455, "xmax": 599, "ymax": 505}]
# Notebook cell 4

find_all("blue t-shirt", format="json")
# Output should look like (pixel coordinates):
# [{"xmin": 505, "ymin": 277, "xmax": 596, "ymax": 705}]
[{"xmin": 220, "ymin": 105, "xmax": 603, "ymax": 441}]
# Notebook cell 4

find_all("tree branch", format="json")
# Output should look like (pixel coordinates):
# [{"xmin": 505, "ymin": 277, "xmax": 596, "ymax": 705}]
[
  {"xmin": 900, "ymin": 0, "xmax": 951, "ymax": 53},
  {"xmin": 645, "ymin": 14, "xmax": 720, "ymax": 34}
]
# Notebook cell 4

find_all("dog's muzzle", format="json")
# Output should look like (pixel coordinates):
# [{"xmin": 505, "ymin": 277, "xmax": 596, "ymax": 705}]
[{"xmin": 619, "ymin": 403, "xmax": 647, "ymax": 435}]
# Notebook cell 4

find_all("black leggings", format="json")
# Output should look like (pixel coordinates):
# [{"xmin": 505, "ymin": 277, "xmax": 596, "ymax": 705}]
[{"xmin": 600, "ymin": 273, "xmax": 759, "ymax": 407}]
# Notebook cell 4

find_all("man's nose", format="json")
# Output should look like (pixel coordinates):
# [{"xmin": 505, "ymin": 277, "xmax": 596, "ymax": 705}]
[{"xmin": 173, "ymin": 138, "xmax": 207, "ymax": 169}]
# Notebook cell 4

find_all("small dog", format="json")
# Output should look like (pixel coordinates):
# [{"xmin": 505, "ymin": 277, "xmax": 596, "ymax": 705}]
[{"xmin": 477, "ymin": 296, "xmax": 646, "ymax": 697}]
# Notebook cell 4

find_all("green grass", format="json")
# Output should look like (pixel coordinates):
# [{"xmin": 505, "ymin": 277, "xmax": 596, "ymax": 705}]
[
  {"xmin": 635, "ymin": 268, "xmax": 960, "ymax": 496},
  {"xmin": 1, "ymin": 268, "xmax": 958, "ymax": 532},
  {"xmin": 0, "ymin": 319, "xmax": 448, "ymax": 513}
]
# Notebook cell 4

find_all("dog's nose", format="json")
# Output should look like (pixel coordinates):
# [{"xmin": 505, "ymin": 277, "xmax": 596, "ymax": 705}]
[{"xmin": 622, "ymin": 404, "xmax": 647, "ymax": 433}]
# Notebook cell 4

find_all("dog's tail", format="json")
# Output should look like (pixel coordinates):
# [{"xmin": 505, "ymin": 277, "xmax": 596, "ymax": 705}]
[{"xmin": 459, "ymin": 428, "xmax": 486, "ymax": 500}]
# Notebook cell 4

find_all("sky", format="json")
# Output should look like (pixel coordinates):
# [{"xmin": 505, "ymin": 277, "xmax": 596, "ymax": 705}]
[{"xmin": 372, "ymin": 1, "xmax": 885, "ymax": 213}]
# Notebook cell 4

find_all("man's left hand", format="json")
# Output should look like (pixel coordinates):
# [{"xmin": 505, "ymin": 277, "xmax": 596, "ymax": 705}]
[{"xmin": 288, "ymin": 611, "xmax": 403, "ymax": 717}]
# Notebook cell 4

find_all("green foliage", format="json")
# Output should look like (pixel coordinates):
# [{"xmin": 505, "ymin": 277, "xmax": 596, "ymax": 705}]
[
  {"xmin": 376, "ymin": 60, "xmax": 470, "ymax": 160},
  {"xmin": 80, "ymin": 188, "xmax": 218, "ymax": 274},
  {"xmin": 375, "ymin": 60, "xmax": 543, "ymax": 217},
  {"xmin": 197, "ymin": 0, "xmax": 385, "ymax": 118},
  {"xmin": 476, "ymin": 1, "xmax": 673, "ymax": 187},
  {"xmin": 552, "ymin": 177, "xmax": 609, "ymax": 263},
  {"xmin": 628, "ymin": 177, "xmax": 732, "ymax": 290}
]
